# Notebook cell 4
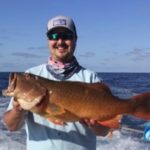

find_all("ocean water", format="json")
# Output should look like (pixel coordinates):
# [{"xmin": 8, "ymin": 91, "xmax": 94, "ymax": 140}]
[{"xmin": 0, "ymin": 72, "xmax": 150, "ymax": 150}]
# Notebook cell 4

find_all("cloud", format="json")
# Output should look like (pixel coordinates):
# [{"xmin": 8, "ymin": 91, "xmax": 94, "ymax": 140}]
[
  {"xmin": 12, "ymin": 52, "xmax": 41, "ymax": 58},
  {"xmin": 127, "ymin": 48, "xmax": 150, "ymax": 61},
  {"xmin": 79, "ymin": 51, "xmax": 95, "ymax": 58}
]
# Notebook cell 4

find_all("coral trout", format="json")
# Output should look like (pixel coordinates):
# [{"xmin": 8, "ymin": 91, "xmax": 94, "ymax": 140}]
[{"xmin": 2, "ymin": 73, "xmax": 150, "ymax": 129}]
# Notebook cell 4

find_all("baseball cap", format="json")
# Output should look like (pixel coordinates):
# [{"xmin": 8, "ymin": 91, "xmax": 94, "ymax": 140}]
[{"xmin": 47, "ymin": 15, "xmax": 77, "ymax": 37}]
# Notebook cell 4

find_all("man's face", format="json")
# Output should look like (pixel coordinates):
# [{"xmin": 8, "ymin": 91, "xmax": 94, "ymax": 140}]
[{"xmin": 47, "ymin": 28, "xmax": 77, "ymax": 62}]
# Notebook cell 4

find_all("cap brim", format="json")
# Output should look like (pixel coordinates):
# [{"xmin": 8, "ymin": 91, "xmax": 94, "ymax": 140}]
[{"xmin": 47, "ymin": 26, "xmax": 74, "ymax": 34}]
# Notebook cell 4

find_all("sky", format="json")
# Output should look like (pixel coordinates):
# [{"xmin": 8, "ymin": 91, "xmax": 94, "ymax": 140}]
[{"xmin": 0, "ymin": 0, "xmax": 150, "ymax": 72}]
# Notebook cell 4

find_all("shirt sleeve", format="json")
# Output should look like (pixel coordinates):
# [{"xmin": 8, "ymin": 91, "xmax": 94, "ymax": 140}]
[{"xmin": 91, "ymin": 72, "xmax": 103, "ymax": 83}]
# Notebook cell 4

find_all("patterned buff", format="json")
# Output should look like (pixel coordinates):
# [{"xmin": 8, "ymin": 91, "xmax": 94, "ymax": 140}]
[{"xmin": 46, "ymin": 56, "xmax": 81, "ymax": 80}]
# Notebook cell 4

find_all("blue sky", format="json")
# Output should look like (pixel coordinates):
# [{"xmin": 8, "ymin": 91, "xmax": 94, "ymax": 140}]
[{"xmin": 0, "ymin": 0, "xmax": 150, "ymax": 72}]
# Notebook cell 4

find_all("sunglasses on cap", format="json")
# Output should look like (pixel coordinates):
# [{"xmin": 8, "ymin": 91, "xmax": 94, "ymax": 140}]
[{"xmin": 47, "ymin": 32, "xmax": 74, "ymax": 40}]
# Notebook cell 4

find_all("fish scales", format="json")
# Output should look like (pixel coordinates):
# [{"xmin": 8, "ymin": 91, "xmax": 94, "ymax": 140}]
[
  {"xmin": 35, "ymin": 77, "xmax": 132, "ymax": 120},
  {"xmin": 2, "ymin": 73, "xmax": 150, "ymax": 128}
]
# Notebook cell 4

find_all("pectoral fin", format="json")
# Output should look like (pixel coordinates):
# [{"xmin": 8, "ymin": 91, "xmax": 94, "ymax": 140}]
[
  {"xmin": 45, "ymin": 103, "xmax": 80, "ymax": 122},
  {"xmin": 98, "ymin": 115, "xmax": 122, "ymax": 129},
  {"xmin": 46, "ymin": 103, "xmax": 66, "ymax": 115},
  {"xmin": 44, "ymin": 104, "xmax": 66, "ymax": 125}
]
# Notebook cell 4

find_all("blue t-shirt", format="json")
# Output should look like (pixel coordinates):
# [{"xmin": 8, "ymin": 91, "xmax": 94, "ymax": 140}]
[{"xmin": 8, "ymin": 64, "xmax": 101, "ymax": 150}]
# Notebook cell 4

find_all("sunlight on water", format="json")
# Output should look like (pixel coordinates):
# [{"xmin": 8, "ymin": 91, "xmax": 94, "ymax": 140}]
[
  {"xmin": 0, "ymin": 130, "xmax": 26, "ymax": 150},
  {"xmin": 97, "ymin": 130, "xmax": 150, "ymax": 150}
]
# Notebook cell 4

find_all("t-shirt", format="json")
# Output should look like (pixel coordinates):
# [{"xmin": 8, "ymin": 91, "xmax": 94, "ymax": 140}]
[{"xmin": 7, "ymin": 64, "xmax": 101, "ymax": 150}]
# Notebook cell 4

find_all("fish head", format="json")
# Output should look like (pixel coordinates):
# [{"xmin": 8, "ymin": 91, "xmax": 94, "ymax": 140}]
[{"xmin": 2, "ymin": 73, "xmax": 47, "ymax": 102}]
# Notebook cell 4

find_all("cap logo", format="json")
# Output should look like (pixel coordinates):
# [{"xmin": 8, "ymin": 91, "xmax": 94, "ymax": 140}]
[{"xmin": 53, "ymin": 19, "xmax": 66, "ymax": 27}]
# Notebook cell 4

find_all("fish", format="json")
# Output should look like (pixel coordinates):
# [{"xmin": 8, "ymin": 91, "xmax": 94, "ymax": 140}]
[{"xmin": 2, "ymin": 72, "xmax": 150, "ymax": 129}]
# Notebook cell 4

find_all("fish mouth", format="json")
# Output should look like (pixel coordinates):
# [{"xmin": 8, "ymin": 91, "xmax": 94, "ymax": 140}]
[
  {"xmin": 2, "ymin": 73, "xmax": 17, "ymax": 96},
  {"xmin": 9, "ymin": 73, "xmax": 17, "ymax": 90}
]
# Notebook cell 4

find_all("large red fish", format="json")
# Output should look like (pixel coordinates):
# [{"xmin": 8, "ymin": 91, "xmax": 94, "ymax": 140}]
[{"xmin": 2, "ymin": 73, "xmax": 150, "ymax": 129}]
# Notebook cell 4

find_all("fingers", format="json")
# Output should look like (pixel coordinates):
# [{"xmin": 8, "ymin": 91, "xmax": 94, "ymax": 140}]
[{"xmin": 80, "ymin": 118, "xmax": 98, "ymax": 127}]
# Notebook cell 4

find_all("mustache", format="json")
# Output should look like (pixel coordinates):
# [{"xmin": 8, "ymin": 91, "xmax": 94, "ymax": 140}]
[{"xmin": 55, "ymin": 43, "xmax": 68, "ymax": 49}]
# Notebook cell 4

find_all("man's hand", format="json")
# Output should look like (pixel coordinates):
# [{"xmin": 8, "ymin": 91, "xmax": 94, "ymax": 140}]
[
  {"xmin": 80, "ymin": 118, "xmax": 111, "ymax": 136},
  {"xmin": 3, "ymin": 97, "xmax": 27, "ymax": 131}
]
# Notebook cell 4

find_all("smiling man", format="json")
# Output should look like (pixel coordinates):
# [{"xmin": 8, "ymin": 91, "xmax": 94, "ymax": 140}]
[{"xmin": 3, "ymin": 15, "xmax": 110, "ymax": 150}]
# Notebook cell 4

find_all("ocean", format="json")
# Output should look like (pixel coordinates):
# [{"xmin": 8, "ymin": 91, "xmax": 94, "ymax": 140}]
[{"xmin": 0, "ymin": 72, "xmax": 150, "ymax": 150}]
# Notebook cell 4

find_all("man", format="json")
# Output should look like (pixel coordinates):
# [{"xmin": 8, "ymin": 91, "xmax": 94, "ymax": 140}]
[{"xmin": 3, "ymin": 15, "xmax": 110, "ymax": 150}]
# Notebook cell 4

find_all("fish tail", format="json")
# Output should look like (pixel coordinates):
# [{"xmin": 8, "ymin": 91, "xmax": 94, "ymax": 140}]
[{"xmin": 131, "ymin": 92, "xmax": 150, "ymax": 121}]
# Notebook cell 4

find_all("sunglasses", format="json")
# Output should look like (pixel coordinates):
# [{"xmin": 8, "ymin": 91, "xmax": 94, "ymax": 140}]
[{"xmin": 47, "ymin": 32, "xmax": 74, "ymax": 40}]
